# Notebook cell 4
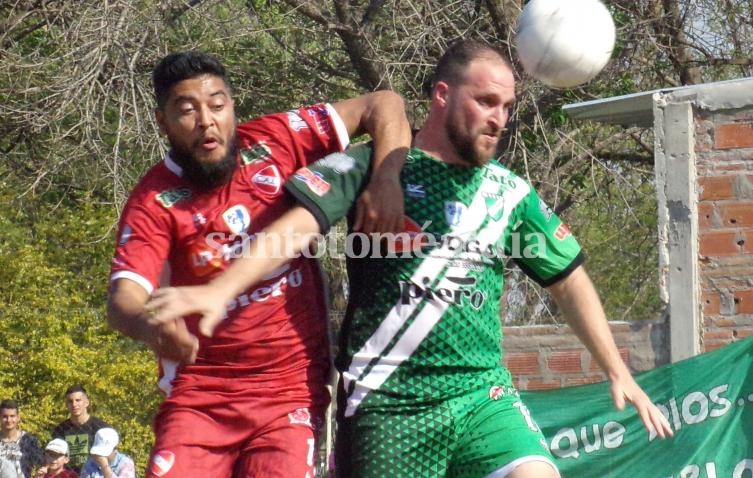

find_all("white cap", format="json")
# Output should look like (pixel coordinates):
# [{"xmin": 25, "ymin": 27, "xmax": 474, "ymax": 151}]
[
  {"xmin": 89, "ymin": 428, "xmax": 119, "ymax": 457},
  {"xmin": 45, "ymin": 438, "xmax": 69, "ymax": 455}
]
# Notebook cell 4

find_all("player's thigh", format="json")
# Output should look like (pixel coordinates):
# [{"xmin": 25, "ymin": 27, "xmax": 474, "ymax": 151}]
[
  {"xmin": 449, "ymin": 392, "xmax": 558, "ymax": 478},
  {"xmin": 335, "ymin": 405, "xmax": 456, "ymax": 478},
  {"xmin": 236, "ymin": 408, "xmax": 321, "ymax": 478},
  {"xmin": 147, "ymin": 406, "xmax": 241, "ymax": 478}
]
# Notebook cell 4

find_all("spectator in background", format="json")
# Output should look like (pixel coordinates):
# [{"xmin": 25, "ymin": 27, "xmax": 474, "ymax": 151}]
[
  {"xmin": 78, "ymin": 429, "xmax": 134, "ymax": 478},
  {"xmin": 52, "ymin": 386, "xmax": 109, "ymax": 474},
  {"xmin": 0, "ymin": 400, "xmax": 43, "ymax": 478},
  {"xmin": 0, "ymin": 457, "xmax": 19, "ymax": 478},
  {"xmin": 34, "ymin": 439, "xmax": 77, "ymax": 478}
]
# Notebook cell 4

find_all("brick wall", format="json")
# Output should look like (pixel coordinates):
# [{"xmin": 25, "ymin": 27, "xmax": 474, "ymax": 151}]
[
  {"xmin": 505, "ymin": 98, "xmax": 753, "ymax": 391},
  {"xmin": 503, "ymin": 321, "xmax": 668, "ymax": 390},
  {"xmin": 696, "ymin": 111, "xmax": 753, "ymax": 352}
]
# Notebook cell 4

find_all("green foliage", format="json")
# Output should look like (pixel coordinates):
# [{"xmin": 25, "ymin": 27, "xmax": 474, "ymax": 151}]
[{"xmin": 0, "ymin": 175, "xmax": 159, "ymax": 472}]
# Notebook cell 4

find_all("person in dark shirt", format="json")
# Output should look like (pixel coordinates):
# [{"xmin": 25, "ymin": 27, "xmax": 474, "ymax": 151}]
[{"xmin": 51, "ymin": 386, "xmax": 109, "ymax": 474}]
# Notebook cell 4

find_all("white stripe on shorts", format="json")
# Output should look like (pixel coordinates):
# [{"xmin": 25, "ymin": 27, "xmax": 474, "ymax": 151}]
[{"xmin": 484, "ymin": 455, "xmax": 561, "ymax": 478}]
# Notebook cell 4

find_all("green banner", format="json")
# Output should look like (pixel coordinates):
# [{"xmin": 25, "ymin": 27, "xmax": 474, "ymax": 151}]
[{"xmin": 522, "ymin": 336, "xmax": 753, "ymax": 477}]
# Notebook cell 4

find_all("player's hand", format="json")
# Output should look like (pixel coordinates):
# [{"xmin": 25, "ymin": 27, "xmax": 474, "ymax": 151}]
[
  {"xmin": 353, "ymin": 173, "xmax": 404, "ymax": 234},
  {"xmin": 610, "ymin": 375, "xmax": 673, "ymax": 439},
  {"xmin": 146, "ymin": 285, "xmax": 228, "ymax": 337},
  {"xmin": 152, "ymin": 318, "xmax": 199, "ymax": 364}
]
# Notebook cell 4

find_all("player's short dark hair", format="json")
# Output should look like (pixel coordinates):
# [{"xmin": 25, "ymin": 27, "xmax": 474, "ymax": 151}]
[
  {"xmin": 424, "ymin": 38, "xmax": 511, "ymax": 97},
  {"xmin": 0, "ymin": 399, "xmax": 18, "ymax": 412},
  {"xmin": 64, "ymin": 384, "xmax": 88, "ymax": 397},
  {"xmin": 152, "ymin": 51, "xmax": 231, "ymax": 109}
]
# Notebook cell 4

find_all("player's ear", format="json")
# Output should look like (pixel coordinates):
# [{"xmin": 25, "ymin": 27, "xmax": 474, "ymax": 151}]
[
  {"xmin": 434, "ymin": 81, "xmax": 450, "ymax": 107},
  {"xmin": 155, "ymin": 108, "xmax": 167, "ymax": 136}
]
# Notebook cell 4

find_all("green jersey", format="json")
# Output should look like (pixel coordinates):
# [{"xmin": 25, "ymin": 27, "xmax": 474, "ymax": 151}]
[{"xmin": 286, "ymin": 144, "xmax": 582, "ymax": 417}]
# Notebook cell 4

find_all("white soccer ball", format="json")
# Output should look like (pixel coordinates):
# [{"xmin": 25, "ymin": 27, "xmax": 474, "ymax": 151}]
[{"xmin": 514, "ymin": 0, "xmax": 616, "ymax": 88}]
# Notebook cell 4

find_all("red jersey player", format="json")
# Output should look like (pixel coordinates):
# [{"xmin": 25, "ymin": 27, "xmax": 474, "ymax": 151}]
[{"xmin": 107, "ymin": 51, "xmax": 410, "ymax": 478}]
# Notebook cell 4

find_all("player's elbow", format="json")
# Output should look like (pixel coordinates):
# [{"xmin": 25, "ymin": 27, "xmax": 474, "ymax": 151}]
[{"xmin": 372, "ymin": 90, "xmax": 406, "ymax": 115}]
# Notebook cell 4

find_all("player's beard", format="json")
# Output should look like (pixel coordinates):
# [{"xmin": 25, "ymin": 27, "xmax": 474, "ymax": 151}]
[
  {"xmin": 445, "ymin": 107, "xmax": 499, "ymax": 167},
  {"xmin": 170, "ymin": 132, "xmax": 239, "ymax": 192}
]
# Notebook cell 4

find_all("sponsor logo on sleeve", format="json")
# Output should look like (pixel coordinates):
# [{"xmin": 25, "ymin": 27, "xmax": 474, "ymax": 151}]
[
  {"xmin": 539, "ymin": 199, "xmax": 554, "ymax": 221},
  {"xmin": 444, "ymin": 201, "xmax": 467, "ymax": 227},
  {"xmin": 118, "ymin": 225, "xmax": 133, "ymax": 246},
  {"xmin": 294, "ymin": 167, "xmax": 330, "ymax": 196},
  {"xmin": 287, "ymin": 110, "xmax": 309, "ymax": 131},
  {"xmin": 252, "ymin": 165, "xmax": 282, "ymax": 196},
  {"xmin": 317, "ymin": 153, "xmax": 355, "ymax": 174},
  {"xmin": 406, "ymin": 184, "xmax": 426, "ymax": 199},
  {"xmin": 222, "ymin": 205, "xmax": 251, "ymax": 234},
  {"xmin": 307, "ymin": 105, "xmax": 333, "ymax": 136},
  {"xmin": 155, "ymin": 188, "xmax": 192, "ymax": 208},
  {"xmin": 554, "ymin": 223, "xmax": 572, "ymax": 240},
  {"xmin": 240, "ymin": 142, "xmax": 272, "ymax": 166},
  {"xmin": 149, "ymin": 450, "xmax": 175, "ymax": 477}
]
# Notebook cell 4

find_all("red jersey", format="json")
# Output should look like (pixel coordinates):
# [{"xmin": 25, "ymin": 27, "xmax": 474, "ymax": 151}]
[
  {"xmin": 43, "ymin": 470, "xmax": 78, "ymax": 478},
  {"xmin": 110, "ymin": 104, "xmax": 349, "ymax": 393}
]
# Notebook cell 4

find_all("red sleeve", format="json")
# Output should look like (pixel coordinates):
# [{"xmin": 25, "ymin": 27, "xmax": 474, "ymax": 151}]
[
  {"xmin": 236, "ymin": 104, "xmax": 349, "ymax": 177},
  {"xmin": 110, "ymin": 185, "xmax": 173, "ymax": 294}
]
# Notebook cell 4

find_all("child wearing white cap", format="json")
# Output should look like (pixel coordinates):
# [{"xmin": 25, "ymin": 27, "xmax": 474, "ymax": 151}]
[
  {"xmin": 33, "ymin": 439, "xmax": 76, "ymax": 478},
  {"xmin": 78, "ymin": 429, "xmax": 134, "ymax": 478}
]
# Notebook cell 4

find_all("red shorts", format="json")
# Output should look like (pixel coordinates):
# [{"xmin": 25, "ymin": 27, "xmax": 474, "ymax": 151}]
[{"xmin": 145, "ymin": 375, "xmax": 330, "ymax": 478}]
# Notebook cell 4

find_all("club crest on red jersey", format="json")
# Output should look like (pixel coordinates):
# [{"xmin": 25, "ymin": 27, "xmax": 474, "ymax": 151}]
[
  {"xmin": 288, "ymin": 407, "xmax": 312, "ymax": 427},
  {"xmin": 252, "ymin": 165, "xmax": 282, "ymax": 196},
  {"xmin": 149, "ymin": 450, "xmax": 175, "ymax": 477}
]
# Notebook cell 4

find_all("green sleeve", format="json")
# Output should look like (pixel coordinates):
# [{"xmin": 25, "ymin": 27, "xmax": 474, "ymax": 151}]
[
  {"xmin": 509, "ymin": 187, "xmax": 584, "ymax": 286},
  {"xmin": 284, "ymin": 142, "xmax": 374, "ymax": 232}
]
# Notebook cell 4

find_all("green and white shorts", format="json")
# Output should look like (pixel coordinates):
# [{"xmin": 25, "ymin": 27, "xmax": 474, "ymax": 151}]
[{"xmin": 334, "ymin": 384, "xmax": 559, "ymax": 478}]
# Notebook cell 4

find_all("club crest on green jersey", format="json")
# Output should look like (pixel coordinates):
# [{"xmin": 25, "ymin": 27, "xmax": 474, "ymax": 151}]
[{"xmin": 483, "ymin": 192, "xmax": 505, "ymax": 221}]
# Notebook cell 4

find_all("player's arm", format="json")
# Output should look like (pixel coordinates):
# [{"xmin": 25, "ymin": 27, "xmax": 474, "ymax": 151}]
[
  {"xmin": 545, "ymin": 265, "xmax": 673, "ymax": 438},
  {"xmin": 107, "ymin": 278, "xmax": 198, "ymax": 363},
  {"xmin": 331, "ymin": 91, "xmax": 411, "ymax": 234},
  {"xmin": 146, "ymin": 206, "xmax": 321, "ymax": 337}
]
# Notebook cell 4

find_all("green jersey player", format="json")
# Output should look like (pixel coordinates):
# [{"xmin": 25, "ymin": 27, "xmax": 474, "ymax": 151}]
[
  {"xmin": 147, "ymin": 39, "xmax": 673, "ymax": 477},
  {"xmin": 286, "ymin": 142, "xmax": 583, "ymax": 477}
]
